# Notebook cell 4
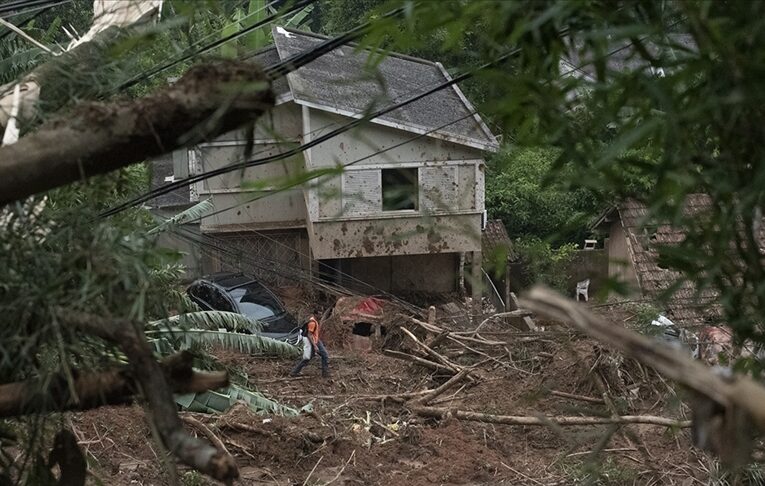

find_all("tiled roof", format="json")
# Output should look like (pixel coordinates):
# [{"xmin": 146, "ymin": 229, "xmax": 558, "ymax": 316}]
[
  {"xmin": 615, "ymin": 195, "xmax": 721, "ymax": 325},
  {"xmin": 269, "ymin": 27, "xmax": 499, "ymax": 152}
]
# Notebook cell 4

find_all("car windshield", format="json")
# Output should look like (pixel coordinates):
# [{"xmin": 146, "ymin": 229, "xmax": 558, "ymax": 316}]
[{"xmin": 229, "ymin": 284, "xmax": 282, "ymax": 321}]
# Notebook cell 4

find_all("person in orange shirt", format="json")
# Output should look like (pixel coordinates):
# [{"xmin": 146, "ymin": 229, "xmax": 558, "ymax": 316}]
[{"xmin": 290, "ymin": 314, "xmax": 330, "ymax": 377}]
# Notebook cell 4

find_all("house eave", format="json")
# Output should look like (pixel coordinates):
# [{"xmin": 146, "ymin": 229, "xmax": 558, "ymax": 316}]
[{"xmin": 293, "ymin": 99, "xmax": 500, "ymax": 153}]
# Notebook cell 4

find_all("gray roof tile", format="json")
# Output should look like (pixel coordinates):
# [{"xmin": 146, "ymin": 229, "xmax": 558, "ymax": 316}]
[{"xmin": 270, "ymin": 27, "xmax": 498, "ymax": 151}]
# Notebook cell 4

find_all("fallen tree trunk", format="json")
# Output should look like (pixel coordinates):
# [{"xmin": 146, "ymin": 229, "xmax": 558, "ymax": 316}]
[
  {"xmin": 58, "ymin": 310, "xmax": 239, "ymax": 483},
  {"xmin": 0, "ymin": 60, "xmax": 274, "ymax": 205},
  {"xmin": 520, "ymin": 286, "xmax": 765, "ymax": 425},
  {"xmin": 0, "ymin": 351, "xmax": 226, "ymax": 417},
  {"xmin": 411, "ymin": 406, "xmax": 690, "ymax": 427}
]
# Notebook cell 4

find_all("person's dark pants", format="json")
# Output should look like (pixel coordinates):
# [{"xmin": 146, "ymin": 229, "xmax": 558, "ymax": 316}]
[{"xmin": 292, "ymin": 341, "xmax": 329, "ymax": 376}]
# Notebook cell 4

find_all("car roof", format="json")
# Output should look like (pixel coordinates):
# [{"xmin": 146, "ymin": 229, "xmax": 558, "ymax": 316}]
[{"xmin": 200, "ymin": 272, "xmax": 260, "ymax": 291}]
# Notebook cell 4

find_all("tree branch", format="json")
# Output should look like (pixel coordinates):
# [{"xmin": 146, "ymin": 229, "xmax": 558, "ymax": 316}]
[
  {"xmin": 0, "ymin": 60, "xmax": 274, "ymax": 205},
  {"xmin": 0, "ymin": 352, "xmax": 226, "ymax": 417},
  {"xmin": 57, "ymin": 310, "xmax": 239, "ymax": 482}
]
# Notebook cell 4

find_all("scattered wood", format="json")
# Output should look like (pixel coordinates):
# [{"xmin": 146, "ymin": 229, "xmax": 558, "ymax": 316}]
[
  {"xmin": 507, "ymin": 292, "xmax": 538, "ymax": 331},
  {"xmin": 521, "ymin": 286, "xmax": 765, "ymax": 465},
  {"xmin": 58, "ymin": 310, "xmax": 238, "ymax": 482},
  {"xmin": 181, "ymin": 416, "xmax": 231, "ymax": 458},
  {"xmin": 382, "ymin": 349, "xmax": 455, "ymax": 374},
  {"xmin": 412, "ymin": 368, "xmax": 473, "ymax": 405},
  {"xmin": 407, "ymin": 317, "xmax": 507, "ymax": 346},
  {"xmin": 410, "ymin": 406, "xmax": 691, "ymax": 427},
  {"xmin": 275, "ymin": 390, "xmax": 433, "ymax": 402},
  {"xmin": 399, "ymin": 327, "xmax": 467, "ymax": 377},
  {"xmin": 550, "ymin": 390, "xmax": 606, "ymax": 404}
]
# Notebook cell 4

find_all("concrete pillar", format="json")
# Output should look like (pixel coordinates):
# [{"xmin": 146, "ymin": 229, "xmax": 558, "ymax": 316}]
[{"xmin": 471, "ymin": 251, "xmax": 482, "ymax": 321}]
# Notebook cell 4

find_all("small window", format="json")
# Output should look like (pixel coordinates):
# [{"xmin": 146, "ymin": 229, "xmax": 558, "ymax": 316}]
[{"xmin": 382, "ymin": 168, "xmax": 418, "ymax": 211}]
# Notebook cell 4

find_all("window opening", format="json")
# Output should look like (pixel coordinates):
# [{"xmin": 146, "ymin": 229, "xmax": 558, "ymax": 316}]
[{"xmin": 382, "ymin": 168, "xmax": 418, "ymax": 211}]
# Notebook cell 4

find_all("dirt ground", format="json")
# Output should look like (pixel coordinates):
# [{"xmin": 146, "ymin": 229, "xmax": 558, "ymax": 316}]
[{"xmin": 66, "ymin": 298, "xmax": 727, "ymax": 485}]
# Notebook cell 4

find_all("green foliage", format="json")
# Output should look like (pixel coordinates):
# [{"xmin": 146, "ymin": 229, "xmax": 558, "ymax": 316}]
[
  {"xmin": 148, "ymin": 310, "xmax": 264, "ymax": 333},
  {"xmin": 176, "ymin": 384, "xmax": 310, "ymax": 416},
  {"xmin": 147, "ymin": 328, "xmax": 300, "ymax": 358},
  {"xmin": 628, "ymin": 302, "xmax": 664, "ymax": 336},
  {"xmin": 514, "ymin": 238, "xmax": 577, "ymax": 292},
  {"xmin": 486, "ymin": 146, "xmax": 600, "ymax": 246},
  {"xmin": 181, "ymin": 470, "xmax": 210, "ymax": 486}
]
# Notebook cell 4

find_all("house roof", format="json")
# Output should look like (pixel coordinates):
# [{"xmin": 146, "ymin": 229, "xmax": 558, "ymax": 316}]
[
  {"xmin": 266, "ymin": 26, "xmax": 499, "ymax": 152},
  {"xmin": 601, "ymin": 195, "xmax": 722, "ymax": 325},
  {"xmin": 562, "ymin": 34, "xmax": 697, "ymax": 80},
  {"xmin": 482, "ymin": 219, "xmax": 516, "ymax": 262}
]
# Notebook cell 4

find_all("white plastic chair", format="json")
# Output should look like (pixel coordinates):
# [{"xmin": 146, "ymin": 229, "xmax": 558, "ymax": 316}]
[{"xmin": 576, "ymin": 279, "xmax": 590, "ymax": 302}]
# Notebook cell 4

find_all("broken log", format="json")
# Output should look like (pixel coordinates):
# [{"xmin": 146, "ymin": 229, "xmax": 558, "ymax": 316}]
[
  {"xmin": 412, "ymin": 368, "xmax": 472, "ymax": 405},
  {"xmin": 0, "ymin": 352, "xmax": 226, "ymax": 417},
  {"xmin": 520, "ymin": 286, "xmax": 765, "ymax": 425},
  {"xmin": 407, "ymin": 316, "xmax": 507, "ymax": 346},
  {"xmin": 411, "ymin": 406, "xmax": 690, "ymax": 428},
  {"xmin": 550, "ymin": 390, "xmax": 605, "ymax": 404},
  {"xmin": 0, "ymin": 60, "xmax": 274, "ymax": 205}
]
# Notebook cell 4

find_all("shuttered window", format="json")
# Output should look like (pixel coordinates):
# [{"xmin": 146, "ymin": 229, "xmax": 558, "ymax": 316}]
[
  {"xmin": 342, "ymin": 170, "xmax": 381, "ymax": 215},
  {"xmin": 421, "ymin": 166, "xmax": 458, "ymax": 211}
]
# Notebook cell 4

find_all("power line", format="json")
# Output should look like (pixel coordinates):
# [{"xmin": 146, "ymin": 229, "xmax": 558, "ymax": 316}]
[
  {"xmin": 153, "ymin": 110, "xmax": 478, "ymax": 312},
  {"xmin": 115, "ymin": 0, "xmax": 317, "ymax": 92},
  {"xmin": 0, "ymin": 0, "xmax": 68, "ymax": 17},
  {"xmin": 99, "ymin": 46, "xmax": 514, "ymax": 218}
]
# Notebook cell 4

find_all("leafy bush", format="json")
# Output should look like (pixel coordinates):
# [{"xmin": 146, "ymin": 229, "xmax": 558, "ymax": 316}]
[
  {"xmin": 486, "ymin": 146, "xmax": 601, "ymax": 246},
  {"xmin": 514, "ymin": 238, "xmax": 577, "ymax": 292}
]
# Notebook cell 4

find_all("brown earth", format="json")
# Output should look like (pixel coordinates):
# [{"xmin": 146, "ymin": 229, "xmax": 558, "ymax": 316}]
[{"xmin": 66, "ymin": 300, "xmax": 721, "ymax": 485}]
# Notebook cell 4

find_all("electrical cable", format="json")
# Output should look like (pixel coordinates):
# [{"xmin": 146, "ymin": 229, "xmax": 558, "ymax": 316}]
[
  {"xmin": 99, "ymin": 46, "xmax": 515, "ymax": 218},
  {"xmin": 151, "ymin": 111, "xmax": 479, "ymax": 312},
  {"xmin": 115, "ymin": 0, "xmax": 318, "ymax": 92},
  {"xmin": 0, "ymin": 0, "xmax": 67, "ymax": 16}
]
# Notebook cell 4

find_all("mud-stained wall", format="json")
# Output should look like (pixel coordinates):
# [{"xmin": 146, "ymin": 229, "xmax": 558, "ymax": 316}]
[
  {"xmin": 333, "ymin": 253, "xmax": 459, "ymax": 293},
  {"xmin": 194, "ymin": 103, "xmax": 308, "ymax": 231},
  {"xmin": 310, "ymin": 214, "xmax": 481, "ymax": 260},
  {"xmin": 305, "ymin": 109, "xmax": 485, "ymax": 258},
  {"xmin": 607, "ymin": 221, "xmax": 640, "ymax": 293}
]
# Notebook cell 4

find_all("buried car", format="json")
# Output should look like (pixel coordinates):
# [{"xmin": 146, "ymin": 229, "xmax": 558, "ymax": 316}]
[{"xmin": 187, "ymin": 272, "xmax": 300, "ymax": 344}]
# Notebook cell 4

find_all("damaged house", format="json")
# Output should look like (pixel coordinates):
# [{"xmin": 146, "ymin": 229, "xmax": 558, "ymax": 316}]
[
  {"xmin": 592, "ymin": 195, "xmax": 722, "ymax": 325},
  {"xmin": 151, "ymin": 26, "xmax": 499, "ymax": 295}
]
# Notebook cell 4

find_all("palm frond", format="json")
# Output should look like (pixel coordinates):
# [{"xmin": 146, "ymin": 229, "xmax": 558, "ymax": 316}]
[
  {"xmin": 148, "ymin": 310, "xmax": 262, "ymax": 333},
  {"xmin": 148, "ymin": 198, "xmax": 213, "ymax": 235},
  {"xmin": 146, "ymin": 328, "xmax": 300, "ymax": 358},
  {"xmin": 175, "ymin": 384, "xmax": 311, "ymax": 416}
]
